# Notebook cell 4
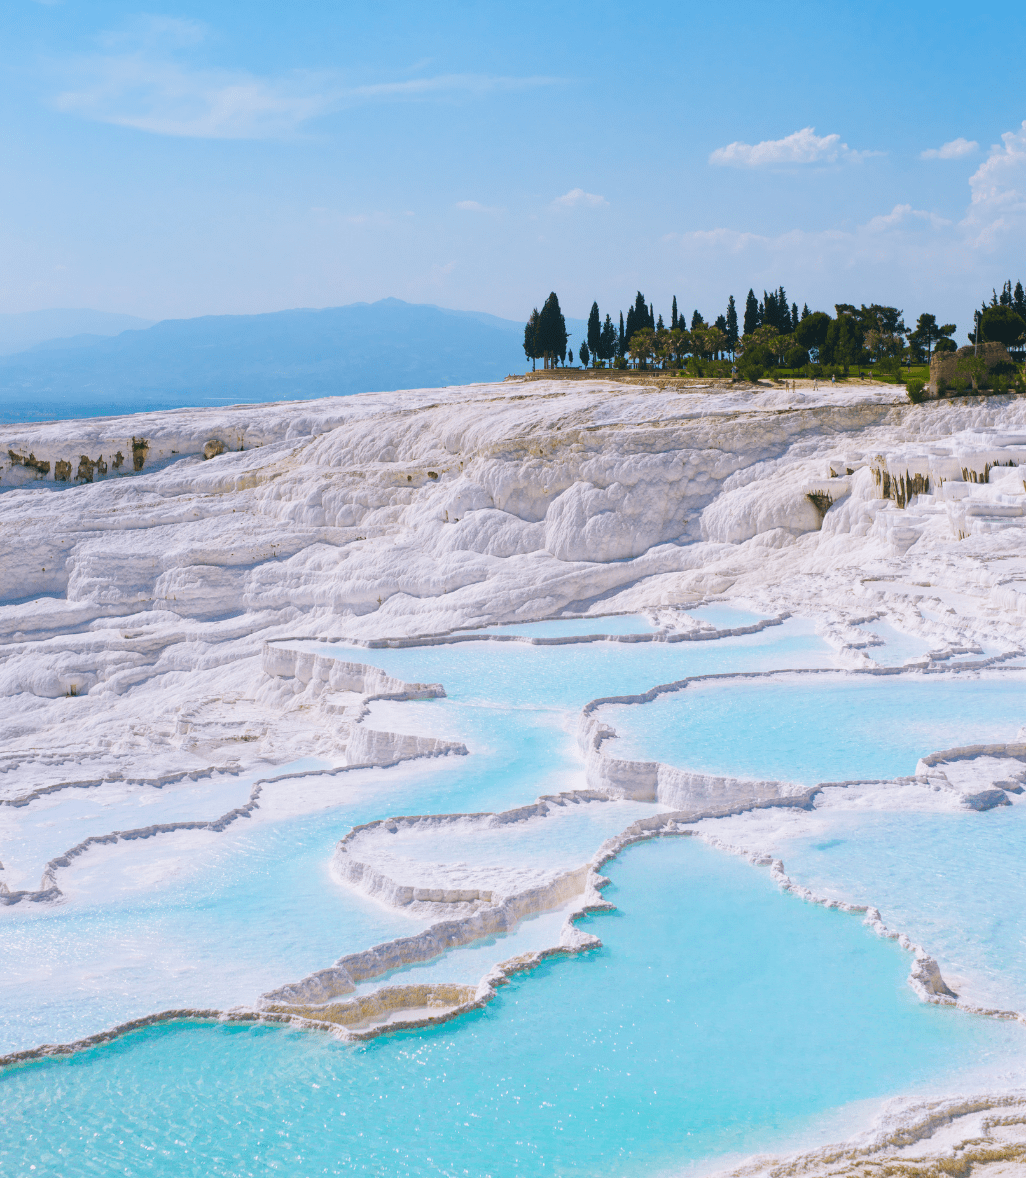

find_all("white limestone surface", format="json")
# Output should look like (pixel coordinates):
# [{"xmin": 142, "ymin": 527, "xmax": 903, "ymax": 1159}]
[{"xmin": 6, "ymin": 378, "xmax": 1026, "ymax": 1174}]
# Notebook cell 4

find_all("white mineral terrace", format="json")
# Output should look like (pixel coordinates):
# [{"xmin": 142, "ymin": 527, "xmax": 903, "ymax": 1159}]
[{"xmin": 3, "ymin": 378, "xmax": 1026, "ymax": 1175}]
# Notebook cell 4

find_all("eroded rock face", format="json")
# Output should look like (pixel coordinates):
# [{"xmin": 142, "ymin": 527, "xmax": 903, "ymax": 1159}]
[
  {"xmin": 0, "ymin": 377, "xmax": 1023, "ymax": 820},
  {"xmin": 700, "ymin": 478, "xmax": 823, "ymax": 543}
]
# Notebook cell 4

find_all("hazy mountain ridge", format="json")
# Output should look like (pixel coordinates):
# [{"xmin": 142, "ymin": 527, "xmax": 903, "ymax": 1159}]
[
  {"xmin": 0, "ymin": 309, "xmax": 156, "ymax": 357},
  {"xmin": 0, "ymin": 299, "xmax": 587, "ymax": 423}
]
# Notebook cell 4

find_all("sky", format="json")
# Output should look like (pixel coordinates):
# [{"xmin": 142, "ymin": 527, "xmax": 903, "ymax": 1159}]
[{"xmin": 3, "ymin": 0, "xmax": 1026, "ymax": 340}]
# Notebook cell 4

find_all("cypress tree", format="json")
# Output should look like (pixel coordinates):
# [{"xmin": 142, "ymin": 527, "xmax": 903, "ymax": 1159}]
[
  {"xmin": 618, "ymin": 312, "xmax": 625, "ymax": 357},
  {"xmin": 671, "ymin": 296, "xmax": 678, "ymax": 330},
  {"xmin": 801, "ymin": 303, "xmax": 810, "ymax": 320},
  {"xmin": 744, "ymin": 289, "xmax": 759, "ymax": 336},
  {"xmin": 725, "ymin": 295, "xmax": 739, "ymax": 354},
  {"xmin": 579, "ymin": 341, "xmax": 589, "ymax": 367},
  {"xmin": 777, "ymin": 286, "xmax": 789, "ymax": 330},
  {"xmin": 656, "ymin": 314, "xmax": 664, "ymax": 332},
  {"xmin": 648, "ymin": 302, "xmax": 655, "ymax": 329},
  {"xmin": 538, "ymin": 292, "xmax": 568, "ymax": 368},
  {"xmin": 600, "ymin": 314, "xmax": 616, "ymax": 362},
  {"xmin": 791, "ymin": 303, "xmax": 799, "ymax": 331},
  {"xmin": 523, "ymin": 309, "xmax": 542, "ymax": 370},
  {"xmin": 714, "ymin": 314, "xmax": 728, "ymax": 358},
  {"xmin": 691, "ymin": 309, "xmax": 705, "ymax": 330},
  {"xmin": 1015, "ymin": 282, "xmax": 1026, "ymax": 321},
  {"xmin": 625, "ymin": 305, "xmax": 637, "ymax": 346},
  {"xmin": 587, "ymin": 302, "xmax": 601, "ymax": 362}
]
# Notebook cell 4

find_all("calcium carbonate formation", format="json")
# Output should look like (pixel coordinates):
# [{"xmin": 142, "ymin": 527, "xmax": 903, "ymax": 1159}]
[{"xmin": 3, "ymin": 377, "xmax": 1026, "ymax": 1174}]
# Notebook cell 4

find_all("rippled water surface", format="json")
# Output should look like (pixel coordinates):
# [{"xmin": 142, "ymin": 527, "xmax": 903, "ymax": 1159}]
[
  {"xmin": 606, "ymin": 672, "xmax": 1026, "ymax": 785},
  {"xmin": 4, "ymin": 619, "xmax": 1025, "ymax": 1176},
  {"xmin": 777, "ymin": 802, "xmax": 1026, "ymax": 1012},
  {"xmin": 4, "ymin": 838, "xmax": 1020, "ymax": 1178}
]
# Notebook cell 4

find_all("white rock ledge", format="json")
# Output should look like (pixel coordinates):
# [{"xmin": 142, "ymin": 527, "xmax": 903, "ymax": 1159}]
[{"xmin": 0, "ymin": 656, "xmax": 467, "ymax": 905}]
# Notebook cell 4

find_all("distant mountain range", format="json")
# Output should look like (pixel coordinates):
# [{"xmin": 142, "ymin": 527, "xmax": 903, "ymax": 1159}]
[
  {"xmin": 0, "ymin": 299, "xmax": 588, "ymax": 424},
  {"xmin": 0, "ymin": 309, "xmax": 156, "ymax": 357}
]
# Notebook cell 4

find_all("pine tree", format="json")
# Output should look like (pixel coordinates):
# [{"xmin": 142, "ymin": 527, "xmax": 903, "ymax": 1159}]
[
  {"xmin": 671, "ymin": 296, "xmax": 678, "ymax": 330},
  {"xmin": 801, "ymin": 303, "xmax": 810, "ymax": 320},
  {"xmin": 1001, "ymin": 281, "xmax": 1013, "ymax": 306},
  {"xmin": 744, "ymin": 289, "xmax": 759, "ymax": 336},
  {"xmin": 587, "ymin": 302, "xmax": 601, "ymax": 362},
  {"xmin": 725, "ymin": 295, "xmax": 739, "ymax": 355}
]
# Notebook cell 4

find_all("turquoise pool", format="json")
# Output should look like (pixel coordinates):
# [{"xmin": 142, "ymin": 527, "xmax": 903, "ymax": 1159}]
[
  {"xmin": 2, "ymin": 837, "xmax": 1019, "ymax": 1178},
  {"xmin": 4, "ymin": 619, "xmax": 1026, "ymax": 1177},
  {"xmin": 604, "ymin": 671, "xmax": 1026, "ymax": 785}
]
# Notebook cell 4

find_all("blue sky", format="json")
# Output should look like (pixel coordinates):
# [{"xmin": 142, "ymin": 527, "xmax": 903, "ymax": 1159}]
[{"xmin": 4, "ymin": 0, "xmax": 1025, "ymax": 339}]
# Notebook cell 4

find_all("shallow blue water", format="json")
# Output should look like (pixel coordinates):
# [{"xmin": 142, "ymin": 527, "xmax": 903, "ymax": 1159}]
[
  {"xmin": 3, "ymin": 837, "xmax": 1019, "ymax": 1178},
  {"xmin": 5, "ymin": 622, "xmax": 1026, "ymax": 1177},
  {"xmin": 308, "ymin": 615, "xmax": 834, "ymax": 716},
  {"xmin": 0, "ymin": 621, "xmax": 835, "ymax": 1050},
  {"xmin": 778, "ymin": 802, "xmax": 1026, "ymax": 1012},
  {"xmin": 607, "ymin": 672, "xmax": 1026, "ymax": 785}
]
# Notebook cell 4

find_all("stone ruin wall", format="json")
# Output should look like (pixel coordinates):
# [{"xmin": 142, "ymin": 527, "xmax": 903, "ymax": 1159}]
[{"xmin": 929, "ymin": 342, "xmax": 1012, "ymax": 392}]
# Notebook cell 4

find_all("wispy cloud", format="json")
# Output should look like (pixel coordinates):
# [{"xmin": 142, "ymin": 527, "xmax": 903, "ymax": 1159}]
[
  {"xmin": 709, "ymin": 127, "xmax": 873, "ymax": 168},
  {"xmin": 50, "ymin": 17, "xmax": 561, "ymax": 139},
  {"xmin": 921, "ymin": 137, "xmax": 978, "ymax": 160},
  {"xmin": 455, "ymin": 200, "xmax": 504, "ymax": 214},
  {"xmin": 669, "ymin": 201, "xmax": 952, "ymax": 259},
  {"xmin": 865, "ymin": 204, "xmax": 951, "ymax": 231},
  {"xmin": 551, "ymin": 187, "xmax": 607, "ymax": 209}
]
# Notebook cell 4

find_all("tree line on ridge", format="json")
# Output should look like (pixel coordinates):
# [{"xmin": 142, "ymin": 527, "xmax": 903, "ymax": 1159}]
[{"xmin": 523, "ymin": 282, "xmax": 1026, "ymax": 380}]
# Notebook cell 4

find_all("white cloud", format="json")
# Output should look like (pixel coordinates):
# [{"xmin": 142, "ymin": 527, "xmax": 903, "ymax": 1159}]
[
  {"xmin": 50, "ymin": 18, "xmax": 561, "ymax": 139},
  {"xmin": 455, "ymin": 200, "xmax": 503, "ymax": 214},
  {"xmin": 551, "ymin": 188, "xmax": 608, "ymax": 209},
  {"xmin": 921, "ymin": 137, "xmax": 978, "ymax": 160},
  {"xmin": 660, "ymin": 141, "xmax": 1026, "ymax": 326},
  {"xmin": 961, "ymin": 121, "xmax": 1026, "ymax": 247},
  {"xmin": 709, "ymin": 127, "xmax": 871, "ymax": 168},
  {"xmin": 865, "ymin": 203, "xmax": 951, "ymax": 232}
]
